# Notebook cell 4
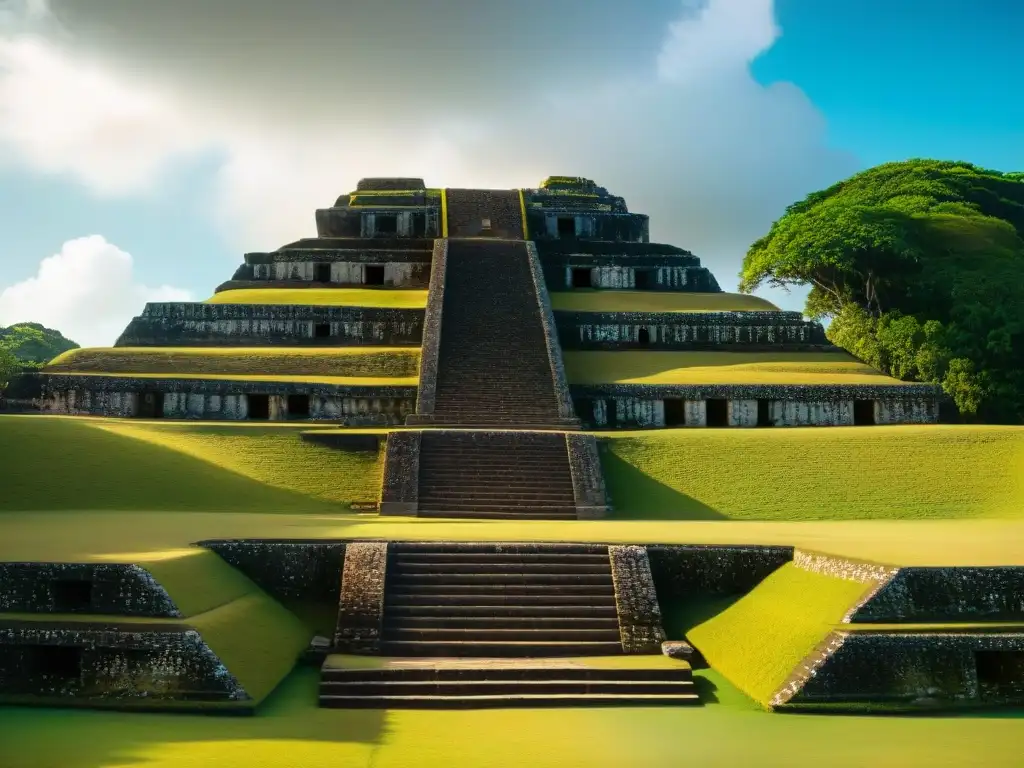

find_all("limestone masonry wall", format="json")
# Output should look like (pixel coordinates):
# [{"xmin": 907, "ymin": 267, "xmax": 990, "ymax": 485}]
[
  {"xmin": 116, "ymin": 303, "xmax": 424, "ymax": 347},
  {"xmin": 0, "ymin": 626, "xmax": 249, "ymax": 706},
  {"xmin": 0, "ymin": 563, "xmax": 181, "ymax": 617},
  {"xmin": 201, "ymin": 541, "xmax": 346, "ymax": 605},
  {"xmin": 608, "ymin": 545, "xmax": 667, "ymax": 653},
  {"xmin": 334, "ymin": 542, "xmax": 389, "ymax": 653},
  {"xmin": 646, "ymin": 545, "xmax": 793, "ymax": 599},
  {"xmin": 42, "ymin": 375, "xmax": 416, "ymax": 422},
  {"xmin": 557, "ymin": 310, "xmax": 830, "ymax": 349}
]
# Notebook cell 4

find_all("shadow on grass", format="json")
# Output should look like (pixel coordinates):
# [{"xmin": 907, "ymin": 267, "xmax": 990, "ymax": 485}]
[
  {"xmin": 601, "ymin": 452, "xmax": 727, "ymax": 520},
  {"xmin": 0, "ymin": 667, "xmax": 386, "ymax": 768}
]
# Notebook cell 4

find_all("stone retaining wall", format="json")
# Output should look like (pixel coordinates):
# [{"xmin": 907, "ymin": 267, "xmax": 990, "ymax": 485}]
[
  {"xmin": 0, "ymin": 625, "xmax": 249, "ymax": 707},
  {"xmin": 525, "ymin": 210, "xmax": 649, "ymax": 243},
  {"xmin": 0, "ymin": 563, "xmax": 180, "ymax": 617},
  {"xmin": 200, "ymin": 540, "xmax": 346, "ymax": 605},
  {"xmin": 646, "ymin": 545, "xmax": 793, "ymax": 599},
  {"xmin": 229, "ymin": 261, "xmax": 429, "ymax": 288},
  {"xmin": 525, "ymin": 242, "xmax": 576, "ymax": 422},
  {"xmin": 548, "ymin": 265, "xmax": 720, "ymax": 292},
  {"xmin": 565, "ymin": 433, "xmax": 609, "ymax": 519},
  {"xmin": 116, "ymin": 303, "xmax": 424, "ymax": 347},
  {"xmin": 556, "ymin": 310, "xmax": 829, "ymax": 349},
  {"xmin": 574, "ymin": 383, "xmax": 941, "ymax": 428},
  {"xmin": 781, "ymin": 631, "xmax": 1024, "ymax": 709},
  {"xmin": 41, "ymin": 375, "xmax": 416, "ymax": 422}
]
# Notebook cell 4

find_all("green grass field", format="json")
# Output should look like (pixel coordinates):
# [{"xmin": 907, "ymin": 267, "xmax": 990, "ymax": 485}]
[
  {"xmin": 564, "ymin": 350, "xmax": 907, "ymax": 385},
  {"xmin": 205, "ymin": 288, "xmax": 427, "ymax": 308},
  {"xmin": 549, "ymin": 291, "xmax": 780, "ymax": 313},
  {"xmin": 687, "ymin": 563, "xmax": 872, "ymax": 706},
  {"xmin": 0, "ymin": 416, "xmax": 383, "ymax": 513},
  {"xmin": 1, "ymin": 666, "xmax": 1020, "ymax": 768},
  {"xmin": 603, "ymin": 425, "xmax": 1024, "ymax": 520},
  {"xmin": 46, "ymin": 347, "xmax": 420, "ymax": 379}
]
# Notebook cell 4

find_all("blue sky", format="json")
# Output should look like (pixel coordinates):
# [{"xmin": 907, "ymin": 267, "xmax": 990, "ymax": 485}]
[
  {"xmin": 755, "ymin": 0, "xmax": 1024, "ymax": 169},
  {"xmin": 0, "ymin": 0, "xmax": 1021, "ymax": 345}
]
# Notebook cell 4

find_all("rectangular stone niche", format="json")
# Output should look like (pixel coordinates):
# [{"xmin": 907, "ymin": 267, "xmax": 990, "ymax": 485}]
[{"xmin": 976, "ymin": 650, "xmax": 1024, "ymax": 698}]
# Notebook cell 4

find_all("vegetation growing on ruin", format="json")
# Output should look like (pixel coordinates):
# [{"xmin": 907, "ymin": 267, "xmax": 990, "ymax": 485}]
[
  {"xmin": 687, "ymin": 563, "xmax": 871, "ymax": 706},
  {"xmin": 47, "ymin": 347, "xmax": 420, "ymax": 379},
  {"xmin": 740, "ymin": 159, "xmax": 1024, "ymax": 422},
  {"xmin": 0, "ymin": 416, "xmax": 383, "ymax": 513},
  {"xmin": 205, "ymin": 288, "xmax": 428, "ymax": 308},
  {"xmin": 564, "ymin": 350, "xmax": 904, "ymax": 386},
  {"xmin": 602, "ymin": 425, "xmax": 1024, "ymax": 520},
  {"xmin": 0, "ymin": 322, "xmax": 78, "ymax": 366},
  {"xmin": 549, "ymin": 291, "xmax": 779, "ymax": 313}
]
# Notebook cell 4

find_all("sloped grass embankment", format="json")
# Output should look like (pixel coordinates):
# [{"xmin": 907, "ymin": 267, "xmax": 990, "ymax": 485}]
[
  {"xmin": 603, "ymin": 425, "xmax": 1024, "ymax": 520},
  {"xmin": 549, "ymin": 290, "xmax": 780, "ymax": 313},
  {"xmin": 0, "ymin": 416, "xmax": 383, "ymax": 513},
  {"xmin": 205, "ymin": 288, "xmax": 428, "ymax": 308}
]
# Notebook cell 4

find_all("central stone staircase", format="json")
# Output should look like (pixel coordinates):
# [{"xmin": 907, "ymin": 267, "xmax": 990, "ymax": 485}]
[
  {"xmin": 416, "ymin": 431, "xmax": 578, "ymax": 519},
  {"xmin": 378, "ymin": 542, "xmax": 624, "ymax": 656},
  {"xmin": 430, "ymin": 239, "xmax": 570, "ymax": 428}
]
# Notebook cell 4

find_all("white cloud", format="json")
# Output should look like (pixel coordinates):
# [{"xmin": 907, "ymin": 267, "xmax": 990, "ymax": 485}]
[
  {"xmin": 0, "ymin": 0, "xmax": 855, "ymax": 307},
  {"xmin": 0, "ymin": 235, "xmax": 191, "ymax": 347}
]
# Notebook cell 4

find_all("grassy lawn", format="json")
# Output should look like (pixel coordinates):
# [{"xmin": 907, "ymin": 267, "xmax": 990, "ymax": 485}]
[
  {"xmin": 550, "ymin": 291, "xmax": 780, "ymax": 313},
  {"xmin": 46, "ymin": 347, "xmax": 420, "ymax": 379},
  {"xmin": 0, "ymin": 416, "xmax": 383, "ymax": 513},
  {"xmin": 205, "ymin": 288, "xmax": 427, "ymax": 308},
  {"xmin": 564, "ymin": 350, "xmax": 907, "ymax": 385},
  {"xmin": 602, "ymin": 425, "xmax": 1024, "ymax": 520},
  {"xmin": 0, "ymin": 666, "xmax": 1020, "ymax": 768},
  {"xmin": 53, "ymin": 372, "xmax": 419, "ymax": 386},
  {"xmin": 687, "ymin": 563, "xmax": 872, "ymax": 706}
]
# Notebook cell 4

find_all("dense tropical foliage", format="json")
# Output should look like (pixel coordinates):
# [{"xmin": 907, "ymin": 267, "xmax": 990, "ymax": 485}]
[
  {"xmin": 0, "ymin": 322, "xmax": 78, "ymax": 367},
  {"xmin": 740, "ymin": 160, "xmax": 1024, "ymax": 423}
]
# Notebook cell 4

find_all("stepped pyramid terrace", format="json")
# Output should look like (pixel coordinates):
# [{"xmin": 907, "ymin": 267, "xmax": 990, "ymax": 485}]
[{"xmin": 2, "ymin": 176, "xmax": 1023, "ymax": 740}]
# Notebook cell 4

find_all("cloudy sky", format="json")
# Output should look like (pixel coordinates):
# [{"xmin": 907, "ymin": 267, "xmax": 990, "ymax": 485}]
[{"xmin": 0, "ymin": 0, "xmax": 1021, "ymax": 346}]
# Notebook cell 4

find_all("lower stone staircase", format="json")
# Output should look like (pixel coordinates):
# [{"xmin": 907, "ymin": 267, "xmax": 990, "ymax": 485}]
[
  {"xmin": 379, "ymin": 542, "xmax": 623, "ymax": 656},
  {"xmin": 417, "ymin": 431, "xmax": 578, "ymax": 519},
  {"xmin": 318, "ymin": 658, "xmax": 700, "ymax": 708}
]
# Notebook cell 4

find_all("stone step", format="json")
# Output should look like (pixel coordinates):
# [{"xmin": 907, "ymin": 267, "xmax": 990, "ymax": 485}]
[
  {"xmin": 386, "ymin": 585, "xmax": 615, "ymax": 598},
  {"xmin": 416, "ymin": 509, "xmax": 579, "ymax": 520},
  {"xmin": 319, "ymin": 679, "xmax": 693, "ymax": 697},
  {"xmin": 384, "ymin": 604, "xmax": 618, "ymax": 617},
  {"xmin": 319, "ymin": 691, "xmax": 700, "ymax": 708},
  {"xmin": 388, "ymin": 542, "xmax": 607, "ymax": 553},
  {"xmin": 377, "ymin": 640, "xmax": 625, "ymax": 656},
  {"xmin": 417, "ymin": 496, "xmax": 577, "ymax": 508},
  {"xmin": 392, "ymin": 552, "xmax": 610, "ymax": 564},
  {"xmin": 391, "ymin": 563, "xmax": 611, "ymax": 575},
  {"xmin": 320, "ymin": 666, "xmax": 692, "ymax": 683},
  {"xmin": 383, "ymin": 616, "xmax": 620, "ymax": 630},
  {"xmin": 417, "ymin": 480, "xmax": 576, "ymax": 492},
  {"xmin": 388, "ymin": 573, "xmax": 613, "ymax": 586}
]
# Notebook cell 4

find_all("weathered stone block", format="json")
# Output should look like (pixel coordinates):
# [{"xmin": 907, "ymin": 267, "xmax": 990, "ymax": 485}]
[
  {"xmin": 334, "ymin": 542, "xmax": 389, "ymax": 653},
  {"xmin": 609, "ymin": 545, "xmax": 667, "ymax": 653}
]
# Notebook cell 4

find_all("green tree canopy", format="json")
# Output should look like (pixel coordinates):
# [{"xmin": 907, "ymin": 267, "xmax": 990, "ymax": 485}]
[
  {"xmin": 740, "ymin": 159, "xmax": 1024, "ymax": 423},
  {"xmin": 0, "ymin": 322, "xmax": 79, "ymax": 366},
  {"xmin": 0, "ymin": 346, "xmax": 19, "ymax": 390}
]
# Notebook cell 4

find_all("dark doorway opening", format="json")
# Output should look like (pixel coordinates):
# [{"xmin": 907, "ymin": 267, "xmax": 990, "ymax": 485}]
[
  {"xmin": 314, "ymin": 323, "xmax": 331, "ymax": 339},
  {"xmin": 853, "ymin": 400, "xmax": 876, "ymax": 426},
  {"xmin": 664, "ymin": 398, "xmax": 686, "ymax": 427},
  {"xmin": 605, "ymin": 399, "xmax": 618, "ymax": 428},
  {"xmin": 28, "ymin": 645, "xmax": 83, "ymax": 682},
  {"xmin": 365, "ymin": 265, "xmax": 386, "ymax": 286},
  {"xmin": 375, "ymin": 214, "xmax": 398, "ymax": 235},
  {"xmin": 557, "ymin": 216, "xmax": 576, "ymax": 238},
  {"xmin": 976, "ymin": 651, "xmax": 1024, "ymax": 697},
  {"xmin": 634, "ymin": 269, "xmax": 654, "ymax": 290},
  {"xmin": 413, "ymin": 214, "xmax": 427, "ymax": 237},
  {"xmin": 637, "ymin": 327, "xmax": 651, "ymax": 346},
  {"xmin": 575, "ymin": 398, "xmax": 595, "ymax": 426},
  {"xmin": 136, "ymin": 392, "xmax": 164, "ymax": 419},
  {"xmin": 314, "ymin": 263, "xmax": 331, "ymax": 283},
  {"xmin": 757, "ymin": 399, "xmax": 774, "ymax": 427},
  {"xmin": 571, "ymin": 268, "xmax": 593, "ymax": 289},
  {"xmin": 288, "ymin": 394, "xmax": 311, "ymax": 420},
  {"xmin": 248, "ymin": 394, "xmax": 270, "ymax": 420},
  {"xmin": 52, "ymin": 579, "xmax": 93, "ymax": 612},
  {"xmin": 706, "ymin": 398, "xmax": 729, "ymax": 427}
]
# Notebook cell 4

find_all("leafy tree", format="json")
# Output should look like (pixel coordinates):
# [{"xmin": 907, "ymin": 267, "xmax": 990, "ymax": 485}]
[
  {"xmin": 0, "ymin": 346, "xmax": 19, "ymax": 391},
  {"xmin": 0, "ymin": 322, "xmax": 79, "ymax": 366},
  {"xmin": 740, "ymin": 159, "xmax": 1024, "ymax": 423}
]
